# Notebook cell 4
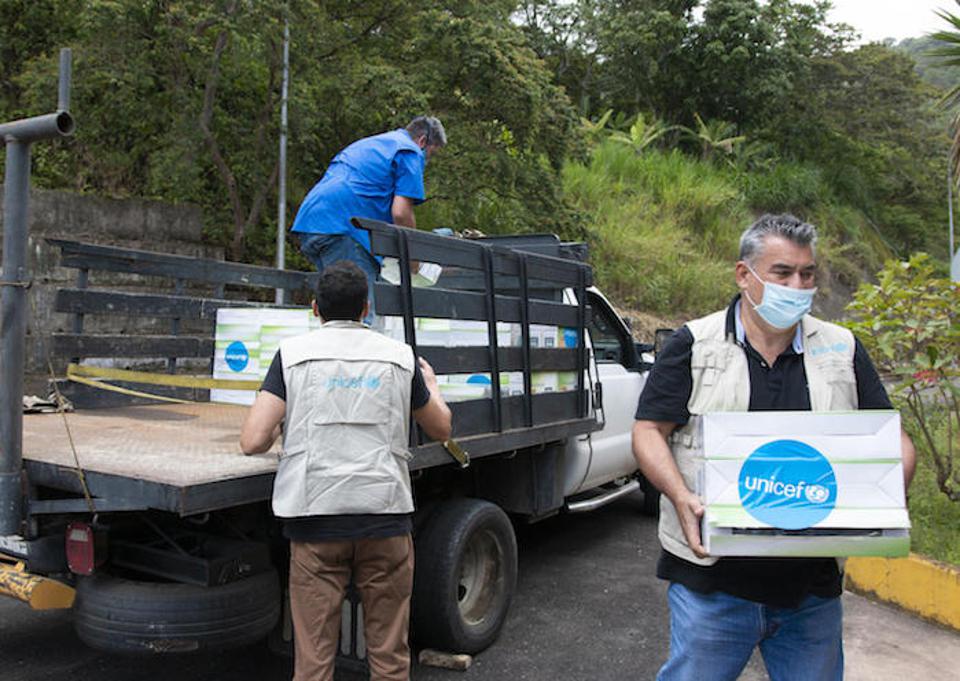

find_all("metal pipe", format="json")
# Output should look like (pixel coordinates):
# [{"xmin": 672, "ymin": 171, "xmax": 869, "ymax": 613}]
[
  {"xmin": 0, "ymin": 112, "xmax": 74, "ymax": 144},
  {"xmin": 0, "ymin": 142, "xmax": 30, "ymax": 534},
  {"xmin": 951, "ymin": 159, "xmax": 959, "ymax": 283},
  {"xmin": 58, "ymin": 49, "xmax": 72, "ymax": 112},
  {"xmin": 0, "ymin": 48, "xmax": 74, "ymax": 535},
  {"xmin": 274, "ymin": 15, "xmax": 290, "ymax": 304}
]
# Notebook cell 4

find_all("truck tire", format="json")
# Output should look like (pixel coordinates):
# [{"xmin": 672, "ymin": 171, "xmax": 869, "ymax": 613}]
[
  {"xmin": 412, "ymin": 498, "xmax": 517, "ymax": 654},
  {"xmin": 74, "ymin": 569, "xmax": 281, "ymax": 654}
]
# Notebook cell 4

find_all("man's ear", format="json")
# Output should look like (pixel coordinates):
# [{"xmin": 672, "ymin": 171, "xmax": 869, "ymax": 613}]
[
  {"xmin": 311, "ymin": 299, "xmax": 321, "ymax": 319},
  {"xmin": 361, "ymin": 300, "xmax": 370, "ymax": 321},
  {"xmin": 416, "ymin": 134, "xmax": 428, "ymax": 150}
]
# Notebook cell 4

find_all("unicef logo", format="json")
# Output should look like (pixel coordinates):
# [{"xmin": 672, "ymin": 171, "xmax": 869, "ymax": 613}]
[
  {"xmin": 805, "ymin": 485, "xmax": 830, "ymax": 504},
  {"xmin": 738, "ymin": 439, "xmax": 837, "ymax": 530},
  {"xmin": 224, "ymin": 341, "xmax": 249, "ymax": 372}
]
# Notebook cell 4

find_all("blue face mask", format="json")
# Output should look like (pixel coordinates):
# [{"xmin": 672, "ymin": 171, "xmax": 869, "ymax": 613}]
[{"xmin": 744, "ymin": 264, "xmax": 816, "ymax": 330}]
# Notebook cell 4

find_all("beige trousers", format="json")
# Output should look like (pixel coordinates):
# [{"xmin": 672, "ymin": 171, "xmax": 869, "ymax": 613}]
[{"xmin": 289, "ymin": 535, "xmax": 414, "ymax": 681}]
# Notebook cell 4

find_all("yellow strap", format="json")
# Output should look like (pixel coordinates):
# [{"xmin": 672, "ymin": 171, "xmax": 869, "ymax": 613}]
[
  {"xmin": 66, "ymin": 373, "xmax": 192, "ymax": 404},
  {"xmin": 67, "ymin": 363, "xmax": 262, "ymax": 391}
]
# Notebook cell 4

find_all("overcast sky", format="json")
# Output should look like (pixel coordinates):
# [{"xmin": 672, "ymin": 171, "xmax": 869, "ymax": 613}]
[{"xmin": 824, "ymin": 0, "xmax": 954, "ymax": 42}]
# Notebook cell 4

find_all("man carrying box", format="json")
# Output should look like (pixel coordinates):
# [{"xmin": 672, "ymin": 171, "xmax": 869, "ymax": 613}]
[{"xmin": 632, "ymin": 214, "xmax": 916, "ymax": 681}]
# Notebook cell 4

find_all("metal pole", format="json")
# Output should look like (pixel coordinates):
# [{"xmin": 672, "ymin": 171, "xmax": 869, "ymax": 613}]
[
  {"xmin": 58, "ymin": 49, "xmax": 72, "ymax": 112},
  {"xmin": 0, "ymin": 142, "xmax": 30, "ymax": 534},
  {"xmin": 274, "ymin": 14, "xmax": 290, "ymax": 305},
  {"xmin": 0, "ymin": 48, "xmax": 74, "ymax": 536},
  {"xmin": 951, "ymin": 159, "xmax": 959, "ymax": 283}
]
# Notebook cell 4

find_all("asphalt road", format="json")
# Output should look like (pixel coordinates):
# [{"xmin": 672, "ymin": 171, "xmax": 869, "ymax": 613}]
[{"xmin": 1, "ymin": 493, "xmax": 958, "ymax": 680}]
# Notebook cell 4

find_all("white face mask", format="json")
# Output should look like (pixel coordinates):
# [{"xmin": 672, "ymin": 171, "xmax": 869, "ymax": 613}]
[{"xmin": 743, "ymin": 264, "xmax": 816, "ymax": 330}]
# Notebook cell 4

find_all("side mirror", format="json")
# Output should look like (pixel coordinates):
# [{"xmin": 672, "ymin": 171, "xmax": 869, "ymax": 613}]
[{"xmin": 635, "ymin": 341, "xmax": 655, "ymax": 372}]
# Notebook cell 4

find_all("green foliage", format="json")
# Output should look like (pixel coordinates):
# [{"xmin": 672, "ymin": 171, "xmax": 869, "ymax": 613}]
[
  {"xmin": 769, "ymin": 43, "xmax": 948, "ymax": 257},
  {"xmin": 737, "ymin": 161, "xmax": 830, "ymax": 214},
  {"xmin": 3, "ymin": 0, "xmax": 579, "ymax": 262},
  {"xmin": 564, "ymin": 141, "xmax": 746, "ymax": 316},
  {"xmin": 897, "ymin": 35, "xmax": 958, "ymax": 92},
  {"xmin": 845, "ymin": 255, "xmax": 960, "ymax": 503},
  {"xmin": 907, "ymin": 446, "xmax": 960, "ymax": 563},
  {"xmin": 684, "ymin": 113, "xmax": 746, "ymax": 162},
  {"xmin": 1, "ymin": 0, "xmax": 950, "ymax": 289},
  {"xmin": 608, "ymin": 113, "xmax": 681, "ymax": 153}
]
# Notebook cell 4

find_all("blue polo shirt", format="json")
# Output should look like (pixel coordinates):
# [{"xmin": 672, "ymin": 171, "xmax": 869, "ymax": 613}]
[{"xmin": 291, "ymin": 128, "xmax": 426, "ymax": 253}]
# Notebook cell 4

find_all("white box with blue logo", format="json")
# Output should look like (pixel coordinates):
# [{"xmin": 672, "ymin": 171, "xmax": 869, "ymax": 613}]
[{"xmin": 699, "ymin": 411, "xmax": 910, "ymax": 558}]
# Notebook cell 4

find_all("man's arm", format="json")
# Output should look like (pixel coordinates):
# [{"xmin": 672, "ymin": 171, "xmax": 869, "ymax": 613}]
[
  {"xmin": 391, "ymin": 195, "xmax": 417, "ymax": 229},
  {"xmin": 413, "ymin": 358, "xmax": 452, "ymax": 441},
  {"xmin": 632, "ymin": 419, "xmax": 708, "ymax": 558},
  {"xmin": 240, "ymin": 391, "xmax": 286, "ymax": 454}
]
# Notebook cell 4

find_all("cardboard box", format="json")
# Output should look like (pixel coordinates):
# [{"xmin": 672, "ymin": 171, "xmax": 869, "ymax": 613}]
[
  {"xmin": 211, "ymin": 308, "xmax": 311, "ymax": 405},
  {"xmin": 700, "ymin": 411, "xmax": 910, "ymax": 558}
]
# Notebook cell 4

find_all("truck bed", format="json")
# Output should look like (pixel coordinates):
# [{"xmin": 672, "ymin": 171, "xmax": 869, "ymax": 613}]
[
  {"xmin": 22, "ymin": 403, "xmax": 279, "ymax": 516},
  {"xmin": 22, "ymin": 401, "xmax": 598, "ymax": 516}
]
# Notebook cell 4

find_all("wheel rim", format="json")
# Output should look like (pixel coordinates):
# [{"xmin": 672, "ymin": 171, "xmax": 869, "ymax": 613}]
[{"xmin": 457, "ymin": 527, "xmax": 504, "ymax": 626}]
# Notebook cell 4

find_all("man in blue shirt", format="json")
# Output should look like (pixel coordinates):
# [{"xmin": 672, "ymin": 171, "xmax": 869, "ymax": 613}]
[{"xmin": 291, "ymin": 116, "xmax": 447, "ymax": 314}]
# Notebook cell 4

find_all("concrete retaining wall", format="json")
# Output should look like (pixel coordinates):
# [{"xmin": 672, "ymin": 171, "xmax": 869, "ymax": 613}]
[
  {"xmin": 0, "ymin": 186, "xmax": 222, "ymax": 379},
  {"xmin": 846, "ymin": 554, "xmax": 960, "ymax": 631}
]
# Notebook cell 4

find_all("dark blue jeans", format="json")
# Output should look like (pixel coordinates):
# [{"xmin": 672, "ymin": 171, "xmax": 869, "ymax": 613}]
[
  {"xmin": 658, "ymin": 582, "xmax": 843, "ymax": 681},
  {"xmin": 298, "ymin": 233, "xmax": 380, "ymax": 324}
]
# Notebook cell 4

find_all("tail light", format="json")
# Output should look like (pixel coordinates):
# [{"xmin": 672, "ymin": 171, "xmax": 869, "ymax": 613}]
[{"xmin": 66, "ymin": 522, "xmax": 103, "ymax": 575}]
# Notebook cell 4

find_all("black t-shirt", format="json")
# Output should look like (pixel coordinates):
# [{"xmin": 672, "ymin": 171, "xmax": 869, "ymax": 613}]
[
  {"xmin": 635, "ymin": 296, "xmax": 892, "ymax": 607},
  {"xmin": 261, "ymin": 349, "xmax": 431, "ymax": 542}
]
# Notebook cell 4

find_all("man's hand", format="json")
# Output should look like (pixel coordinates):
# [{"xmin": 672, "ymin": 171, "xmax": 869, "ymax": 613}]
[
  {"xmin": 419, "ymin": 357, "xmax": 440, "ymax": 393},
  {"xmin": 670, "ymin": 489, "xmax": 707, "ymax": 558},
  {"xmin": 632, "ymin": 419, "xmax": 710, "ymax": 558},
  {"xmin": 413, "ymin": 357, "xmax": 452, "ymax": 442},
  {"xmin": 240, "ymin": 390, "xmax": 285, "ymax": 455}
]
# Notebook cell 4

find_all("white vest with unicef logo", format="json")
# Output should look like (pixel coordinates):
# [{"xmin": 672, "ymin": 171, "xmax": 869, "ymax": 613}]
[
  {"xmin": 272, "ymin": 321, "xmax": 416, "ymax": 517},
  {"xmin": 660, "ymin": 309, "xmax": 858, "ymax": 566}
]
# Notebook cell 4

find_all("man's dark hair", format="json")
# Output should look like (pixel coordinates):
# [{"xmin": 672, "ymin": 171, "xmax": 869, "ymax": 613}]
[{"xmin": 315, "ymin": 261, "xmax": 368, "ymax": 321}]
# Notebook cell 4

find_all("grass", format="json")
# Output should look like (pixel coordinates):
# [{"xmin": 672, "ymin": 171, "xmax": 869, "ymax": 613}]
[
  {"xmin": 906, "ymin": 416, "xmax": 960, "ymax": 565},
  {"xmin": 908, "ymin": 460, "xmax": 960, "ymax": 565},
  {"xmin": 562, "ymin": 141, "xmax": 893, "ymax": 321},
  {"xmin": 563, "ymin": 143, "xmax": 746, "ymax": 317}
]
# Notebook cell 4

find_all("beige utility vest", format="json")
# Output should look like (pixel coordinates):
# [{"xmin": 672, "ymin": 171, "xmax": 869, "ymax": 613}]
[
  {"xmin": 272, "ymin": 321, "xmax": 416, "ymax": 518},
  {"xmin": 660, "ymin": 309, "xmax": 858, "ymax": 565}
]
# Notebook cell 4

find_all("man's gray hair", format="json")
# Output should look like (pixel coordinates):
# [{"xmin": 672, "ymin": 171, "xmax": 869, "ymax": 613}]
[
  {"xmin": 407, "ymin": 116, "xmax": 447, "ymax": 147},
  {"xmin": 739, "ymin": 213, "xmax": 818, "ymax": 264}
]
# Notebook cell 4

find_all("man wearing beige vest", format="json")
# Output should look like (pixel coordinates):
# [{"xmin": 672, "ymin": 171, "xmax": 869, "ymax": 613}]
[
  {"xmin": 240, "ymin": 261, "xmax": 452, "ymax": 681},
  {"xmin": 632, "ymin": 214, "xmax": 915, "ymax": 681}
]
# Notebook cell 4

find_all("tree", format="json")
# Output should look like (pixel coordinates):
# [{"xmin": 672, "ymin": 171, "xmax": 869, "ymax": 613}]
[
  {"xmin": 770, "ymin": 44, "xmax": 947, "ymax": 256},
  {"xmin": 14, "ymin": 0, "xmax": 287, "ymax": 260},
  {"xmin": 684, "ymin": 113, "xmax": 745, "ymax": 161},
  {"xmin": 845, "ymin": 255, "xmax": 960, "ymax": 502},
  {"xmin": 928, "ymin": 2, "xmax": 960, "ymax": 190},
  {"xmin": 8, "ymin": 0, "xmax": 581, "ymax": 261},
  {"xmin": 609, "ymin": 113, "xmax": 681, "ymax": 153}
]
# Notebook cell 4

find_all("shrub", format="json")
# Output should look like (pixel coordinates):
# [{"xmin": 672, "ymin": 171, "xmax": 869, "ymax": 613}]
[{"xmin": 844, "ymin": 254, "xmax": 960, "ymax": 502}]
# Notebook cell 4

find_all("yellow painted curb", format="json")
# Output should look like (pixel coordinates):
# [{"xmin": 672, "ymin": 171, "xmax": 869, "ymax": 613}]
[{"xmin": 845, "ymin": 554, "xmax": 960, "ymax": 631}]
